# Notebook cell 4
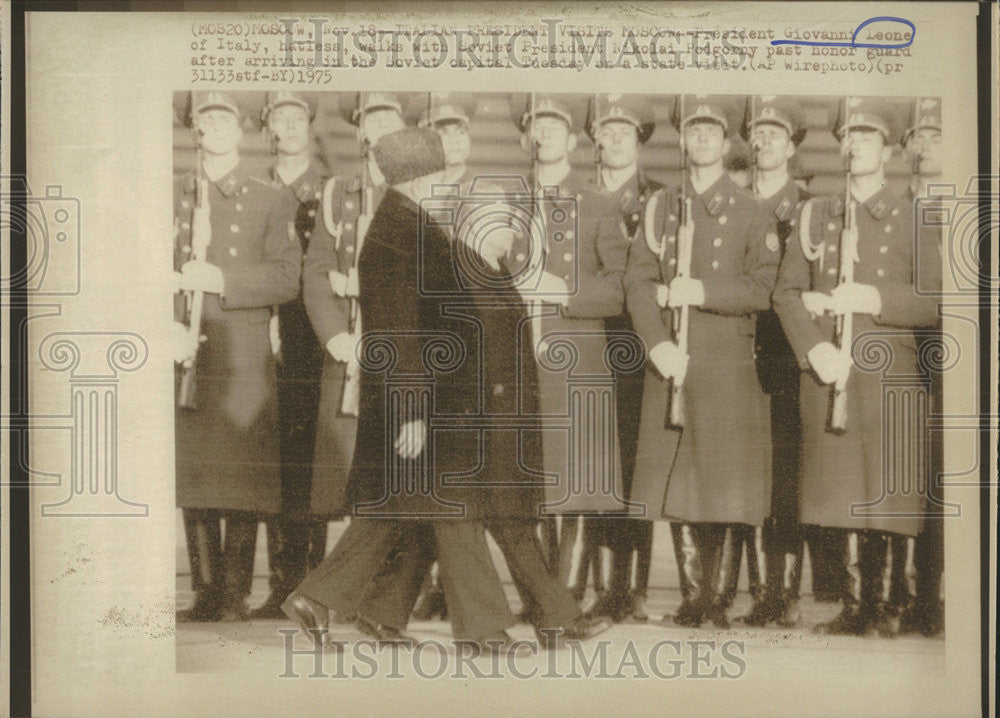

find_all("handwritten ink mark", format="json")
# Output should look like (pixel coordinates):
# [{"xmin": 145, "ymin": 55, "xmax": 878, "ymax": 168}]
[{"xmin": 772, "ymin": 16, "xmax": 915, "ymax": 50}]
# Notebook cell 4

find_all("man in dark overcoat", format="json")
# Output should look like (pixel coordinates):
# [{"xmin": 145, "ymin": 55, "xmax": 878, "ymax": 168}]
[{"xmin": 173, "ymin": 90, "xmax": 301, "ymax": 621}]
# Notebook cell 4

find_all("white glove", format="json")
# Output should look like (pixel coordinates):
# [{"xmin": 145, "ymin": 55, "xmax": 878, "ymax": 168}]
[
  {"xmin": 329, "ymin": 270, "xmax": 348, "ymax": 297},
  {"xmin": 172, "ymin": 321, "xmax": 199, "ymax": 365},
  {"xmin": 801, "ymin": 291, "xmax": 831, "ymax": 318},
  {"xmin": 179, "ymin": 260, "xmax": 225, "ymax": 294},
  {"xmin": 648, "ymin": 340, "xmax": 689, "ymax": 384},
  {"xmin": 326, "ymin": 332, "xmax": 360, "ymax": 363},
  {"xmin": 655, "ymin": 283, "xmax": 669, "ymax": 309},
  {"xmin": 191, "ymin": 185, "xmax": 211, "ymax": 242},
  {"xmin": 807, "ymin": 341, "xmax": 852, "ymax": 385},
  {"xmin": 516, "ymin": 270, "xmax": 569, "ymax": 306},
  {"xmin": 829, "ymin": 283, "xmax": 882, "ymax": 316},
  {"xmin": 667, "ymin": 277, "xmax": 704, "ymax": 308},
  {"xmin": 395, "ymin": 419, "xmax": 427, "ymax": 460}
]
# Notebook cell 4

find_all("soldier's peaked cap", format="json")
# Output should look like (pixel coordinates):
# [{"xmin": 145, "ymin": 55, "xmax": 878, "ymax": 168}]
[
  {"xmin": 586, "ymin": 94, "xmax": 655, "ymax": 144},
  {"xmin": 409, "ymin": 92, "xmax": 479, "ymax": 128},
  {"xmin": 741, "ymin": 96, "xmax": 807, "ymax": 146},
  {"xmin": 181, "ymin": 90, "xmax": 241, "ymax": 127},
  {"xmin": 261, "ymin": 91, "xmax": 317, "ymax": 124},
  {"xmin": 509, "ymin": 93, "xmax": 585, "ymax": 133},
  {"xmin": 832, "ymin": 96, "xmax": 905, "ymax": 146},
  {"xmin": 671, "ymin": 94, "xmax": 742, "ymax": 135},
  {"xmin": 903, "ymin": 97, "xmax": 942, "ymax": 142},
  {"xmin": 339, "ymin": 92, "xmax": 406, "ymax": 126}
]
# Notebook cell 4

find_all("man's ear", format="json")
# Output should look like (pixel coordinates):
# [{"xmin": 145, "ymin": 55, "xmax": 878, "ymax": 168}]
[
  {"xmin": 881, "ymin": 144, "xmax": 894, "ymax": 165},
  {"xmin": 567, "ymin": 133, "xmax": 577, "ymax": 153},
  {"xmin": 785, "ymin": 140, "xmax": 796, "ymax": 161}
]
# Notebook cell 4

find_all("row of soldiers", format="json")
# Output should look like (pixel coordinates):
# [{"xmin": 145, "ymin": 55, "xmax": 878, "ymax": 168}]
[{"xmin": 173, "ymin": 89, "xmax": 944, "ymax": 642}]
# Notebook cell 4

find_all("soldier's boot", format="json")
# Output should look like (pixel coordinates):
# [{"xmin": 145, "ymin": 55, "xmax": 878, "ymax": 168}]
[
  {"xmin": 807, "ymin": 525, "xmax": 848, "ymax": 603},
  {"xmin": 574, "ymin": 520, "xmax": 601, "ymax": 604},
  {"xmin": 664, "ymin": 522, "xmax": 699, "ymax": 625},
  {"xmin": 737, "ymin": 520, "xmax": 781, "ymax": 627},
  {"xmin": 628, "ymin": 520, "xmax": 654, "ymax": 622},
  {"xmin": 857, "ymin": 530, "xmax": 902, "ymax": 637},
  {"xmin": 586, "ymin": 539, "xmax": 628, "ymax": 622},
  {"xmin": 177, "ymin": 509, "xmax": 223, "ymax": 622},
  {"xmin": 219, "ymin": 513, "xmax": 258, "ymax": 622},
  {"xmin": 249, "ymin": 519, "xmax": 310, "ymax": 620},
  {"xmin": 667, "ymin": 523, "xmax": 727, "ymax": 629},
  {"xmin": 900, "ymin": 520, "xmax": 944, "ymax": 637},
  {"xmin": 777, "ymin": 540, "xmax": 805, "ymax": 628},
  {"xmin": 814, "ymin": 529, "xmax": 866, "ymax": 636},
  {"xmin": 885, "ymin": 533, "xmax": 915, "ymax": 624},
  {"xmin": 412, "ymin": 570, "xmax": 448, "ymax": 621}
]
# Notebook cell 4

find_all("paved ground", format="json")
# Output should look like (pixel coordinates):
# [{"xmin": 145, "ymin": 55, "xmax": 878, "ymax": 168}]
[{"xmin": 176, "ymin": 516, "xmax": 944, "ymax": 679}]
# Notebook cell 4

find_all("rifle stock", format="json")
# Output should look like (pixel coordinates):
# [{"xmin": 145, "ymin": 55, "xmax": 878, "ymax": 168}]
[
  {"xmin": 829, "ymin": 96, "xmax": 855, "ymax": 433},
  {"xmin": 178, "ymin": 139, "xmax": 211, "ymax": 410}
]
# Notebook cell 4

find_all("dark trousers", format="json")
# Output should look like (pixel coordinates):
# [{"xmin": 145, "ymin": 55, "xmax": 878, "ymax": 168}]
[
  {"xmin": 363, "ymin": 519, "xmax": 581, "ymax": 632},
  {"xmin": 296, "ymin": 518, "xmax": 514, "ymax": 640},
  {"xmin": 182, "ymin": 508, "xmax": 257, "ymax": 605}
]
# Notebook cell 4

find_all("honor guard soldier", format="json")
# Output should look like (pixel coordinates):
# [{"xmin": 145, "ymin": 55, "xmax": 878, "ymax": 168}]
[
  {"xmin": 577, "ymin": 93, "xmax": 663, "ymax": 623},
  {"xmin": 246, "ymin": 91, "xmax": 331, "ymax": 619},
  {"xmin": 506, "ymin": 93, "xmax": 631, "ymax": 592},
  {"xmin": 626, "ymin": 94, "xmax": 779, "ymax": 628},
  {"xmin": 731, "ymin": 95, "xmax": 815, "ymax": 627},
  {"xmin": 773, "ymin": 97, "xmax": 941, "ymax": 636},
  {"xmin": 301, "ymin": 91, "xmax": 408, "ymax": 556},
  {"xmin": 898, "ymin": 97, "xmax": 944, "ymax": 637},
  {"xmin": 173, "ymin": 90, "xmax": 301, "ymax": 622}
]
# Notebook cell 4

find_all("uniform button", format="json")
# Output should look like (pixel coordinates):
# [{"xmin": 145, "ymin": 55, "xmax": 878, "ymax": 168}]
[
  {"xmin": 182, "ymin": 245, "xmax": 191, "ymax": 253},
  {"xmin": 181, "ymin": 222, "xmax": 190, "ymax": 230},
  {"xmin": 565, "ymin": 230, "xmax": 574, "ymax": 240},
  {"xmin": 492, "ymin": 383, "xmax": 504, "ymax": 396},
  {"xmin": 570, "ymin": 210, "xmax": 576, "ymax": 219},
  {"xmin": 827, "ymin": 222, "xmax": 836, "ymax": 231},
  {"xmin": 668, "ymin": 258, "xmax": 676, "ymax": 266},
  {"xmin": 562, "ymin": 274, "xmax": 570, "ymax": 281},
  {"xmin": 891, "ymin": 207, "xmax": 900, "ymax": 216},
  {"xmin": 308, "ymin": 209, "xmax": 317, "ymax": 218},
  {"xmin": 315, "ymin": 191, "xmax": 322, "ymax": 200},
  {"xmin": 230, "ymin": 224, "xmax": 239, "ymax": 233},
  {"xmin": 711, "ymin": 260, "xmax": 720, "ymax": 270},
  {"xmin": 181, "ymin": 200, "xmax": 190, "ymax": 209},
  {"xmin": 631, "ymin": 213, "xmax": 639, "ymax": 221},
  {"xmin": 827, "ymin": 244, "xmax": 837, "ymax": 253},
  {"xmin": 563, "ymin": 252, "xmax": 573, "ymax": 262},
  {"xmin": 876, "ymin": 268, "xmax": 885, "ymax": 277},
  {"xmin": 729, "ymin": 197, "xmax": 735, "ymax": 205},
  {"xmin": 345, "ymin": 222, "xmax": 354, "ymax": 230},
  {"xmin": 668, "ymin": 214, "xmax": 676, "ymax": 222},
  {"xmin": 668, "ymin": 235, "xmax": 676, "ymax": 244},
  {"xmin": 879, "ymin": 245, "xmax": 888, "ymax": 254},
  {"xmin": 241, "ymin": 186, "xmax": 248, "ymax": 194},
  {"xmin": 346, "ymin": 245, "xmax": 355, "ymax": 253},
  {"xmin": 516, "ymin": 253, "xmax": 526, "ymax": 262},
  {"xmin": 884, "ymin": 225, "xmax": 892, "ymax": 233},
  {"xmin": 713, "ymin": 237, "xmax": 722, "ymax": 247},
  {"xmin": 790, "ymin": 218, "xmax": 796, "ymax": 226},
  {"xmin": 235, "ymin": 203, "xmax": 243, "ymax": 211},
  {"xmin": 575, "ymin": 194, "xmax": 582, "ymax": 201},
  {"xmin": 827, "ymin": 267, "xmax": 836, "ymax": 275},
  {"xmin": 304, "ymin": 230, "xmax": 312, "ymax": 239},
  {"xmin": 345, "ymin": 201, "xmax": 354, "ymax": 210},
  {"xmin": 229, "ymin": 247, "xmax": 238, "ymax": 256},
  {"xmin": 718, "ymin": 215, "xmax": 728, "ymax": 225}
]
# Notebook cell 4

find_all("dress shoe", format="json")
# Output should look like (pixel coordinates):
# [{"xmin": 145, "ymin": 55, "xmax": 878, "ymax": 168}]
[
  {"xmin": 248, "ymin": 593, "xmax": 288, "ymax": 620},
  {"xmin": 176, "ymin": 592, "xmax": 221, "ymax": 623},
  {"xmin": 584, "ymin": 591, "xmax": 627, "ymax": 623},
  {"xmin": 628, "ymin": 592, "xmax": 649, "ymax": 623},
  {"xmin": 411, "ymin": 588, "xmax": 447, "ymax": 621},
  {"xmin": 467, "ymin": 631, "xmax": 534, "ymax": 658},
  {"xmin": 218, "ymin": 594, "xmax": 250, "ymax": 622},
  {"xmin": 281, "ymin": 592, "xmax": 339, "ymax": 651},
  {"xmin": 735, "ymin": 595, "xmax": 781, "ymax": 627},
  {"xmin": 355, "ymin": 615, "xmax": 418, "ymax": 649},
  {"xmin": 536, "ymin": 615, "xmax": 613, "ymax": 649},
  {"xmin": 899, "ymin": 599, "xmax": 944, "ymax": 637},
  {"xmin": 663, "ymin": 599, "xmax": 703, "ymax": 628}
]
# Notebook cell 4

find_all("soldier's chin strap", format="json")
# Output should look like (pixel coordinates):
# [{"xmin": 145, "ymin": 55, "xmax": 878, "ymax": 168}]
[
  {"xmin": 322, "ymin": 177, "xmax": 343, "ymax": 250},
  {"xmin": 798, "ymin": 198, "xmax": 823, "ymax": 272}
]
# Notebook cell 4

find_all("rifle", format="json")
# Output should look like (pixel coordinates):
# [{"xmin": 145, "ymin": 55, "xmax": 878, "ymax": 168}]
[
  {"xmin": 665, "ymin": 94, "xmax": 693, "ymax": 429},
  {"xmin": 592, "ymin": 93, "xmax": 603, "ymax": 189},
  {"xmin": 338, "ymin": 93, "xmax": 371, "ymax": 417},
  {"xmin": 526, "ymin": 92, "xmax": 548, "ymax": 358},
  {"xmin": 829, "ymin": 96, "xmax": 857, "ymax": 433},
  {"xmin": 178, "ymin": 128, "xmax": 211, "ymax": 410},
  {"xmin": 749, "ymin": 95, "xmax": 759, "ymax": 197}
]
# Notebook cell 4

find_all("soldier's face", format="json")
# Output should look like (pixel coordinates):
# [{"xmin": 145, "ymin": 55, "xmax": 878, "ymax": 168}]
[
  {"xmin": 683, "ymin": 120, "xmax": 729, "ymax": 167},
  {"xmin": 195, "ymin": 109, "xmax": 242, "ymax": 155},
  {"xmin": 361, "ymin": 108, "xmax": 405, "ymax": 145},
  {"xmin": 435, "ymin": 121, "xmax": 471, "ymax": 167},
  {"xmin": 845, "ymin": 128, "xmax": 892, "ymax": 175},
  {"xmin": 905, "ymin": 128, "xmax": 942, "ymax": 177},
  {"xmin": 751, "ymin": 123, "xmax": 794, "ymax": 172},
  {"xmin": 523, "ymin": 116, "xmax": 576, "ymax": 163},
  {"xmin": 268, "ymin": 105, "xmax": 311, "ymax": 156},
  {"xmin": 596, "ymin": 121, "xmax": 639, "ymax": 169}
]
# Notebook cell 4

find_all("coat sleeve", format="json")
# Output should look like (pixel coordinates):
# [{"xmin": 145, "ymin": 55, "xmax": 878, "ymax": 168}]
[
  {"xmin": 219, "ymin": 191, "xmax": 301, "ymax": 310},
  {"xmin": 773, "ymin": 199, "xmax": 826, "ymax": 369},
  {"xmin": 303, "ymin": 179, "xmax": 351, "ymax": 345},
  {"xmin": 873, "ymin": 213, "xmax": 941, "ymax": 328},
  {"xmin": 625, "ymin": 212, "xmax": 670, "ymax": 351},
  {"xmin": 701, "ymin": 202, "xmax": 779, "ymax": 316},
  {"xmin": 563, "ymin": 196, "xmax": 626, "ymax": 319}
]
